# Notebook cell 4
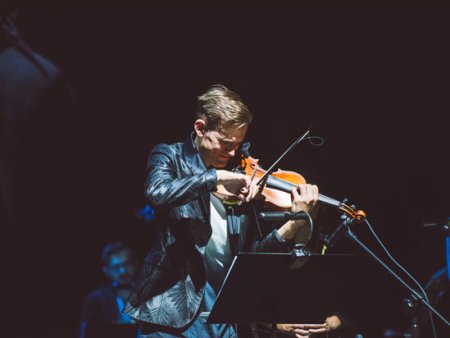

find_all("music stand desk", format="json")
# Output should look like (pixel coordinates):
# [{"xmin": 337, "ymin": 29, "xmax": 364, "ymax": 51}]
[{"xmin": 208, "ymin": 252, "xmax": 354, "ymax": 325}]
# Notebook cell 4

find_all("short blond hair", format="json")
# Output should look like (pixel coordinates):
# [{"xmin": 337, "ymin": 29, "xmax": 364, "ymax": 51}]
[{"xmin": 196, "ymin": 84, "xmax": 252, "ymax": 131}]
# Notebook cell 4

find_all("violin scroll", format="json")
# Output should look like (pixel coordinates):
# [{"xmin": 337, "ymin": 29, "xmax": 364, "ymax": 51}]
[{"xmin": 339, "ymin": 203, "xmax": 367, "ymax": 222}]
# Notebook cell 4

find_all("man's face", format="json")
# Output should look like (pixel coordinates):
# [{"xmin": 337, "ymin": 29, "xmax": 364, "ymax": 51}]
[
  {"xmin": 103, "ymin": 250, "xmax": 138, "ymax": 287},
  {"xmin": 196, "ymin": 121, "xmax": 248, "ymax": 169}
]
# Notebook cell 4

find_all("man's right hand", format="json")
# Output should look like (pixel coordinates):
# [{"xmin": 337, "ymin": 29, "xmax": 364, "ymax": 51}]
[{"xmin": 216, "ymin": 170, "xmax": 257, "ymax": 202}]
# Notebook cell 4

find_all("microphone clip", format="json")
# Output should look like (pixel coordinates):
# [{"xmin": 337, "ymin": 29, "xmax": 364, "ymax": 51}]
[
  {"xmin": 323, "ymin": 214, "xmax": 358, "ymax": 250},
  {"xmin": 290, "ymin": 243, "xmax": 311, "ymax": 270},
  {"xmin": 292, "ymin": 243, "xmax": 311, "ymax": 258}
]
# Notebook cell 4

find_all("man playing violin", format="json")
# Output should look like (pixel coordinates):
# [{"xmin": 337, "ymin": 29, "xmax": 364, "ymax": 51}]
[{"xmin": 124, "ymin": 84, "xmax": 339, "ymax": 337}]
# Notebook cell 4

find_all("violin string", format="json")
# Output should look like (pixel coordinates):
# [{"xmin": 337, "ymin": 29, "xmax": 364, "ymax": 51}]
[{"xmin": 265, "ymin": 174, "xmax": 343, "ymax": 209}]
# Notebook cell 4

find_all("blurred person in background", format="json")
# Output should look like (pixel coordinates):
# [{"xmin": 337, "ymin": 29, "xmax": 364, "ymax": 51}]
[{"xmin": 80, "ymin": 241, "xmax": 140, "ymax": 327}]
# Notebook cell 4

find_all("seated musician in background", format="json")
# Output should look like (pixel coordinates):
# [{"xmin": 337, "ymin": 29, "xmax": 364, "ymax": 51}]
[
  {"xmin": 123, "ymin": 84, "xmax": 345, "ymax": 337},
  {"xmin": 420, "ymin": 266, "xmax": 450, "ymax": 337},
  {"xmin": 80, "ymin": 241, "xmax": 140, "ymax": 331}
]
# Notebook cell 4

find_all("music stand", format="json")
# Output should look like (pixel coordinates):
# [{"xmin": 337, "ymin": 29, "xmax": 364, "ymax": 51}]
[
  {"xmin": 207, "ymin": 252, "xmax": 354, "ymax": 326},
  {"xmin": 80, "ymin": 322, "xmax": 141, "ymax": 338}
]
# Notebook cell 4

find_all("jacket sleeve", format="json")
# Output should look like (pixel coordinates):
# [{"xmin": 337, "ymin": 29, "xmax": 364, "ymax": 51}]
[
  {"xmin": 145, "ymin": 144, "xmax": 217, "ymax": 209},
  {"xmin": 253, "ymin": 228, "xmax": 295, "ymax": 253},
  {"xmin": 244, "ymin": 203, "xmax": 295, "ymax": 253}
]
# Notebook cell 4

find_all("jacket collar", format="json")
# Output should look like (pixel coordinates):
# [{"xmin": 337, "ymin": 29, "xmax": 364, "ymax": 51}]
[{"xmin": 183, "ymin": 132, "xmax": 207, "ymax": 175}]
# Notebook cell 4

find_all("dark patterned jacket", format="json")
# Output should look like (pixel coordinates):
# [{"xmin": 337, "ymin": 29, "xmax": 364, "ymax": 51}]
[{"xmin": 123, "ymin": 133, "xmax": 292, "ymax": 330}]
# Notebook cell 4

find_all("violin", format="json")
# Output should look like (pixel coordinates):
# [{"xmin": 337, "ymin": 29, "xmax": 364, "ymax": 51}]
[{"xmin": 221, "ymin": 154, "xmax": 366, "ymax": 222}]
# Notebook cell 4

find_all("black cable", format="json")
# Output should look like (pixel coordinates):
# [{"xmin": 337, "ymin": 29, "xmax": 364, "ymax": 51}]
[{"xmin": 364, "ymin": 219, "xmax": 438, "ymax": 338}]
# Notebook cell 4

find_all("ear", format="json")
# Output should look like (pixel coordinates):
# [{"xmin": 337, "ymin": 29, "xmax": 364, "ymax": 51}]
[{"xmin": 194, "ymin": 119, "xmax": 206, "ymax": 137}]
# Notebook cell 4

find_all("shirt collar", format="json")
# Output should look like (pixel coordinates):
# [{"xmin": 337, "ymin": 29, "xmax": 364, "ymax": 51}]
[{"xmin": 183, "ymin": 132, "xmax": 207, "ymax": 175}]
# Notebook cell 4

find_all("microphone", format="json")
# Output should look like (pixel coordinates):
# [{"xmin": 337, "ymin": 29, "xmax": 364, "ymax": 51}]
[
  {"xmin": 422, "ymin": 217, "xmax": 450, "ymax": 235},
  {"xmin": 325, "ymin": 218, "xmax": 353, "ymax": 248},
  {"xmin": 240, "ymin": 142, "xmax": 251, "ymax": 158},
  {"xmin": 258, "ymin": 211, "xmax": 309, "ymax": 221}
]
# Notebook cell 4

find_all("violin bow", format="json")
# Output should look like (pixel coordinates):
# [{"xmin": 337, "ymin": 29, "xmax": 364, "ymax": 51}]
[
  {"xmin": 247, "ymin": 128, "xmax": 366, "ymax": 221},
  {"xmin": 255, "ymin": 128, "xmax": 311, "ymax": 187}
]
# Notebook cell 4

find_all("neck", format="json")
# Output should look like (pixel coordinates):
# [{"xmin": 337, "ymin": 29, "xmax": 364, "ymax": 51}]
[{"xmin": 113, "ymin": 281, "xmax": 133, "ymax": 290}]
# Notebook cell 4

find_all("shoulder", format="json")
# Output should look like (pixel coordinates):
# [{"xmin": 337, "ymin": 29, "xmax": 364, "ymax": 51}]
[
  {"xmin": 151, "ymin": 142, "xmax": 182, "ymax": 154},
  {"xmin": 0, "ymin": 45, "xmax": 62, "ymax": 91},
  {"xmin": 83, "ymin": 285, "xmax": 115, "ymax": 302},
  {"xmin": 32, "ymin": 50, "xmax": 62, "ymax": 82},
  {"xmin": 148, "ymin": 142, "xmax": 183, "ymax": 162},
  {"xmin": 1, "ymin": 45, "xmax": 60, "ymax": 75},
  {"xmin": 426, "ymin": 267, "xmax": 449, "ymax": 290}
]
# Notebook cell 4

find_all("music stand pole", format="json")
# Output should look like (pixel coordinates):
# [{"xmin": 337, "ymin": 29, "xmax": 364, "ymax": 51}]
[{"xmin": 344, "ymin": 228, "xmax": 450, "ymax": 336}]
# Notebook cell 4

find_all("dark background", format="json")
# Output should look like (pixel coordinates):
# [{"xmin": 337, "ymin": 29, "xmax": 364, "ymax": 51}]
[{"xmin": 5, "ymin": 1, "xmax": 450, "ymax": 337}]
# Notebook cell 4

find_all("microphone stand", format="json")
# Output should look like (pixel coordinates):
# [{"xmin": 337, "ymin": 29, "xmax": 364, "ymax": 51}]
[{"xmin": 337, "ymin": 216, "xmax": 450, "ymax": 338}]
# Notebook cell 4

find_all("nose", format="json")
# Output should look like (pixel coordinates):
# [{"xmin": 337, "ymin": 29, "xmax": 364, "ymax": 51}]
[{"xmin": 228, "ymin": 148, "xmax": 236, "ymax": 157}]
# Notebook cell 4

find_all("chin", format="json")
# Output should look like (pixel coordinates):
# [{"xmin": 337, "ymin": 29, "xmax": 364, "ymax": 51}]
[{"xmin": 213, "ymin": 161, "xmax": 228, "ymax": 169}]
